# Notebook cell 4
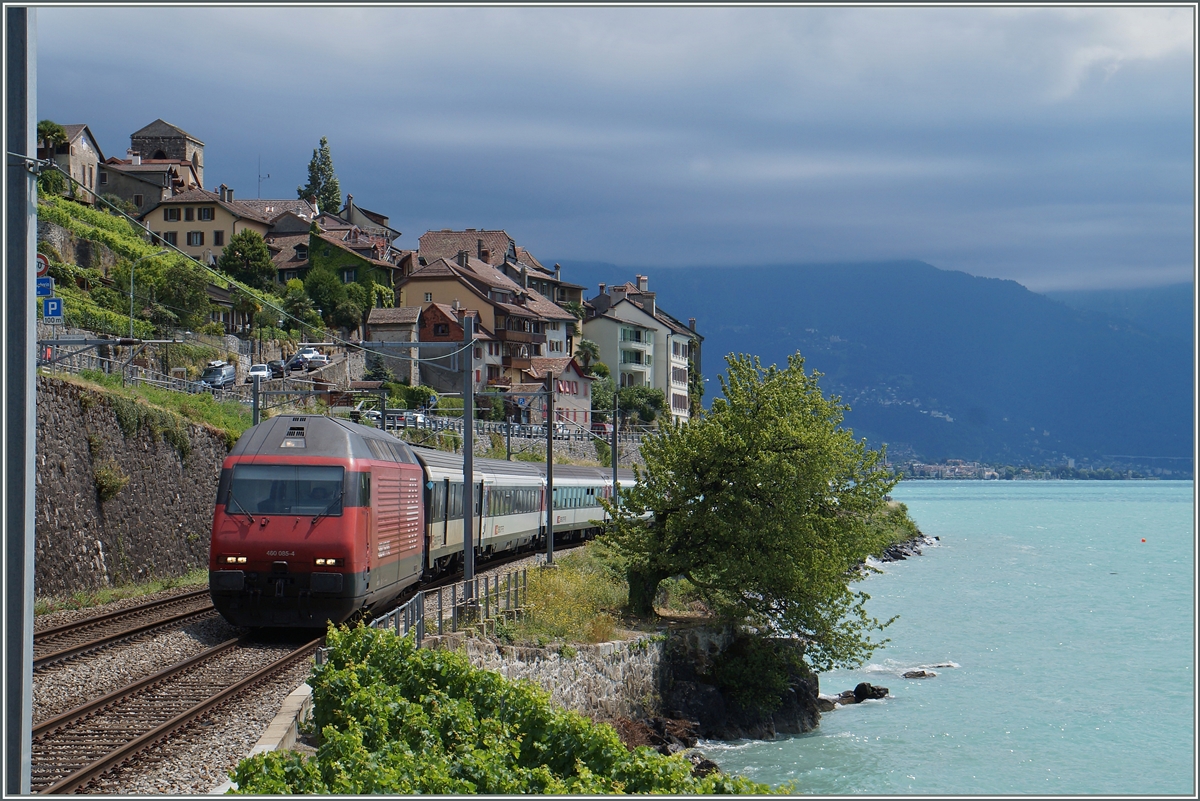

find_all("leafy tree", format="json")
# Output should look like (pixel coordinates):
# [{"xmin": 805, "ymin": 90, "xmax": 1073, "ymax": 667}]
[
  {"xmin": 574, "ymin": 339, "xmax": 600, "ymax": 373},
  {"xmin": 589, "ymin": 361, "xmax": 610, "ymax": 379},
  {"xmin": 37, "ymin": 119, "xmax": 67, "ymax": 150},
  {"xmin": 297, "ymin": 135, "xmax": 341, "ymax": 215},
  {"xmin": 591, "ymin": 374, "xmax": 615, "ymax": 423},
  {"xmin": 563, "ymin": 300, "xmax": 586, "ymax": 337},
  {"xmin": 617, "ymin": 385, "xmax": 666, "ymax": 426},
  {"xmin": 303, "ymin": 265, "xmax": 347, "ymax": 326},
  {"xmin": 217, "ymin": 229, "xmax": 276, "ymax": 290},
  {"xmin": 603, "ymin": 352, "xmax": 903, "ymax": 672}
]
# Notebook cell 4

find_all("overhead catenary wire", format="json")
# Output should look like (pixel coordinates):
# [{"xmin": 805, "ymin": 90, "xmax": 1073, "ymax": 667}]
[{"xmin": 33, "ymin": 158, "xmax": 476, "ymax": 365}]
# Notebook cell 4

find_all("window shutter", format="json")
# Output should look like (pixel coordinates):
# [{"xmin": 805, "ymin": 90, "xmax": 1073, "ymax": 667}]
[{"xmin": 163, "ymin": 208, "xmax": 169, "ymax": 221}]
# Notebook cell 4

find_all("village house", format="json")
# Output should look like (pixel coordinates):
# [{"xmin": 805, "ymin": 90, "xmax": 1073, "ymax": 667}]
[
  {"xmin": 417, "ymin": 229, "xmax": 585, "ymax": 309},
  {"xmin": 394, "ymin": 252, "xmax": 576, "ymax": 387},
  {"xmin": 363, "ymin": 305, "xmax": 421, "ymax": 386},
  {"xmin": 136, "ymin": 185, "xmax": 272, "ymax": 263},
  {"xmin": 38, "ymin": 124, "xmax": 104, "ymax": 205},
  {"xmin": 585, "ymin": 275, "xmax": 702, "ymax": 424}
]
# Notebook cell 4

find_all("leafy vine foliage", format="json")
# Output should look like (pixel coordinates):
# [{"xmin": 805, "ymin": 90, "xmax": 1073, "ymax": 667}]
[{"xmin": 230, "ymin": 625, "xmax": 784, "ymax": 794}]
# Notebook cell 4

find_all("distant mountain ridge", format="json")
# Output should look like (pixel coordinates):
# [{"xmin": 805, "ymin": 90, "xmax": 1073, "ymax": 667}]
[{"xmin": 557, "ymin": 259, "xmax": 1193, "ymax": 465}]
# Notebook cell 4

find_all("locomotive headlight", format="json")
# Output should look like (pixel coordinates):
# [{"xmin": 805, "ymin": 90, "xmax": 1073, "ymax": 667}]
[
  {"xmin": 224, "ymin": 556, "xmax": 239, "ymax": 564},
  {"xmin": 315, "ymin": 558, "xmax": 326, "ymax": 566},
  {"xmin": 315, "ymin": 558, "xmax": 343, "ymax": 567},
  {"xmin": 237, "ymin": 556, "xmax": 247, "ymax": 563}
]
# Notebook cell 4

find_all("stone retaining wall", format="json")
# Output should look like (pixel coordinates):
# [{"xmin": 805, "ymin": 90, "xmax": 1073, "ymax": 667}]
[
  {"xmin": 34, "ymin": 374, "xmax": 229, "ymax": 596},
  {"xmin": 428, "ymin": 633, "xmax": 665, "ymax": 722}
]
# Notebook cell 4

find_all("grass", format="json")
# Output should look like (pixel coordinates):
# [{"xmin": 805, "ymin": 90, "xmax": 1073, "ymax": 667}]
[
  {"xmin": 34, "ymin": 567, "xmax": 208, "ymax": 616},
  {"xmin": 59, "ymin": 368, "xmax": 254, "ymax": 445},
  {"xmin": 498, "ymin": 544, "xmax": 631, "ymax": 646}
]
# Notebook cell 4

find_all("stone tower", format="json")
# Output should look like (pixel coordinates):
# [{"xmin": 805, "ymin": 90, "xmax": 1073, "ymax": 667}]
[{"xmin": 129, "ymin": 119, "xmax": 204, "ymax": 187}]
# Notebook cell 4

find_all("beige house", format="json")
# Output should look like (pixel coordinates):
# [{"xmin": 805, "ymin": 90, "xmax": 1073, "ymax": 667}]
[{"xmin": 137, "ymin": 185, "xmax": 272, "ymax": 263}]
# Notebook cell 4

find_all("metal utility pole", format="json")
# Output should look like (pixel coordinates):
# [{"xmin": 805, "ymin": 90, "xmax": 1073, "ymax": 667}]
[
  {"xmin": 6, "ymin": 6, "xmax": 36, "ymax": 793},
  {"xmin": 612, "ymin": 385, "xmax": 619, "ymax": 513},
  {"xmin": 545, "ymin": 372, "xmax": 555, "ymax": 564},
  {"xmin": 506, "ymin": 414, "xmax": 512, "ymax": 460},
  {"xmin": 461, "ymin": 317, "xmax": 475, "ymax": 596},
  {"xmin": 252, "ymin": 375, "xmax": 260, "ymax": 425}
]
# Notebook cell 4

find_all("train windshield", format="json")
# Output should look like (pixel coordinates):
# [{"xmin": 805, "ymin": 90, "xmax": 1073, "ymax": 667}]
[{"xmin": 228, "ymin": 464, "xmax": 344, "ymax": 517}]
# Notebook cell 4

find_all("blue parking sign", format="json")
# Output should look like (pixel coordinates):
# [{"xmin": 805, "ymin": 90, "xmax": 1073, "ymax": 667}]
[{"xmin": 43, "ymin": 297, "xmax": 63, "ymax": 323}]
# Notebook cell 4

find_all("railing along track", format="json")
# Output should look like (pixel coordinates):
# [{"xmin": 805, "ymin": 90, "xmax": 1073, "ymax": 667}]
[
  {"xmin": 34, "ymin": 589, "xmax": 215, "ymax": 670},
  {"xmin": 31, "ymin": 633, "xmax": 321, "ymax": 794}
]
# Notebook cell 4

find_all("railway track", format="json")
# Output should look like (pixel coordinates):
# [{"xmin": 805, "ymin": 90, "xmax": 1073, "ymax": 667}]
[
  {"xmin": 31, "ymin": 633, "xmax": 320, "ymax": 794},
  {"xmin": 33, "ymin": 589, "xmax": 216, "ymax": 671}
]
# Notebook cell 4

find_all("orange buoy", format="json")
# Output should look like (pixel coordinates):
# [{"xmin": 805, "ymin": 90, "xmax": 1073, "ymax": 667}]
[{"xmin": 1141, "ymin": 538, "xmax": 1146, "ymax": 543}]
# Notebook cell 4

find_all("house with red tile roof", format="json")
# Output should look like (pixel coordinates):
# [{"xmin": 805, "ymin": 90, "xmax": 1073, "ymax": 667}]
[
  {"xmin": 135, "ymin": 185, "xmax": 273, "ymax": 262},
  {"xmin": 38, "ymin": 124, "xmax": 105, "ymax": 205}
]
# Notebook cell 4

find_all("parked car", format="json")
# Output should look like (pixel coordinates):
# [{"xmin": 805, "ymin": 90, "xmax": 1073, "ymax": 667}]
[
  {"xmin": 286, "ymin": 355, "xmax": 310, "ymax": 371},
  {"xmin": 305, "ymin": 354, "xmax": 331, "ymax": 371},
  {"xmin": 245, "ymin": 364, "xmax": 271, "ymax": 383},
  {"xmin": 361, "ymin": 410, "xmax": 382, "ymax": 426},
  {"xmin": 591, "ymin": 422, "xmax": 614, "ymax": 437},
  {"xmin": 266, "ymin": 359, "xmax": 285, "ymax": 378},
  {"xmin": 198, "ymin": 361, "xmax": 237, "ymax": 390}
]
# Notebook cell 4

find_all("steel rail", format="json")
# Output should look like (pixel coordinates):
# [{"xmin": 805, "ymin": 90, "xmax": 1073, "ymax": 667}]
[
  {"xmin": 34, "ymin": 606, "xmax": 217, "ymax": 670},
  {"xmin": 33, "ymin": 635, "xmax": 321, "ymax": 794},
  {"xmin": 33, "ymin": 588, "xmax": 209, "ymax": 642}
]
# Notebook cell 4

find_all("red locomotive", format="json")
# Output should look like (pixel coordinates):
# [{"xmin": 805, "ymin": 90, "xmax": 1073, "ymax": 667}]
[{"xmin": 209, "ymin": 414, "xmax": 632, "ymax": 628}]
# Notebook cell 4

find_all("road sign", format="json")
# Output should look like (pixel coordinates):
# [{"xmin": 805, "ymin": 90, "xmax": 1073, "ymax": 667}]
[
  {"xmin": 35, "ymin": 277, "xmax": 54, "ymax": 297},
  {"xmin": 35, "ymin": 253, "xmax": 49, "ymax": 277},
  {"xmin": 42, "ymin": 297, "xmax": 63, "ymax": 324}
]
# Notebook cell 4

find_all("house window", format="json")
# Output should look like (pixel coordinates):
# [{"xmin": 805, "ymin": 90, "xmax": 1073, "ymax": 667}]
[
  {"xmin": 163, "ymin": 231, "xmax": 178, "ymax": 246},
  {"xmin": 198, "ymin": 207, "xmax": 214, "ymax": 221},
  {"xmin": 99, "ymin": 171, "xmax": 108, "ymax": 185},
  {"xmin": 295, "ymin": 245, "xmax": 308, "ymax": 259},
  {"xmin": 283, "ymin": 270, "xmax": 298, "ymax": 282},
  {"xmin": 341, "ymin": 268, "xmax": 356, "ymax": 283},
  {"xmin": 424, "ymin": 293, "xmax": 433, "ymax": 303},
  {"xmin": 164, "ymin": 208, "xmax": 180, "ymax": 222},
  {"xmin": 187, "ymin": 231, "xmax": 204, "ymax": 246},
  {"xmin": 184, "ymin": 208, "xmax": 194, "ymax": 221},
  {"xmin": 133, "ymin": 194, "xmax": 143, "ymax": 207},
  {"xmin": 433, "ymin": 323, "xmax": 449, "ymax": 336},
  {"xmin": 213, "ymin": 230, "xmax": 224, "ymax": 246}
]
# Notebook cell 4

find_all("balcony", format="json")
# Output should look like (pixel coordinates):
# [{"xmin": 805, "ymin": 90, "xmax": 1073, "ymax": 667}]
[
  {"xmin": 503, "ymin": 355, "xmax": 531, "ymax": 370},
  {"xmin": 496, "ymin": 329, "xmax": 546, "ymax": 345}
]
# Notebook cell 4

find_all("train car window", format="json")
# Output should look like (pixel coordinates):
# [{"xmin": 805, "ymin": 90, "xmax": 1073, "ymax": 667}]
[
  {"xmin": 432, "ymin": 482, "xmax": 445, "ymax": 523},
  {"xmin": 229, "ymin": 464, "xmax": 344, "ymax": 516},
  {"xmin": 449, "ymin": 483, "xmax": 463, "ymax": 520}
]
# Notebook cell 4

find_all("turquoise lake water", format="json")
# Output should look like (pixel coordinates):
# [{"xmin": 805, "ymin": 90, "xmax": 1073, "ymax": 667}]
[{"xmin": 701, "ymin": 481, "xmax": 1195, "ymax": 795}]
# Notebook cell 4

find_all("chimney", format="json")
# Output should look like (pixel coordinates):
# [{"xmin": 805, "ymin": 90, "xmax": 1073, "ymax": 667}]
[
  {"xmin": 227, "ymin": 187, "xmax": 234, "ymax": 201},
  {"xmin": 644, "ymin": 291, "xmax": 656, "ymax": 316},
  {"xmin": 480, "ymin": 248, "xmax": 491, "ymax": 263},
  {"xmin": 554, "ymin": 263, "xmax": 561, "ymax": 281},
  {"xmin": 346, "ymin": 193, "xmax": 353, "ymax": 209},
  {"xmin": 477, "ymin": 238, "xmax": 484, "ymax": 259},
  {"xmin": 456, "ymin": 250, "xmax": 469, "ymax": 267},
  {"xmin": 521, "ymin": 264, "xmax": 528, "ymax": 289},
  {"xmin": 598, "ymin": 283, "xmax": 606, "ymax": 295},
  {"xmin": 452, "ymin": 299, "xmax": 460, "ymax": 312},
  {"xmin": 636, "ymin": 274, "xmax": 648, "ymax": 292},
  {"xmin": 128, "ymin": 149, "xmax": 141, "ymax": 166},
  {"xmin": 309, "ymin": 195, "xmax": 318, "ymax": 215},
  {"xmin": 689, "ymin": 318, "xmax": 696, "ymax": 331},
  {"xmin": 219, "ymin": 184, "xmax": 227, "ymax": 202}
]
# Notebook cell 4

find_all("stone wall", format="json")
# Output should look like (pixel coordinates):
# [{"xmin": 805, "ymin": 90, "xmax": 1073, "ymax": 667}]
[
  {"xmin": 38, "ymin": 219, "xmax": 122, "ymax": 279},
  {"xmin": 429, "ymin": 634, "xmax": 665, "ymax": 723},
  {"xmin": 34, "ymin": 374, "xmax": 230, "ymax": 597}
]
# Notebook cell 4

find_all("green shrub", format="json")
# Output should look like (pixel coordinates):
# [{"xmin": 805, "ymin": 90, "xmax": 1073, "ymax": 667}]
[
  {"xmin": 93, "ymin": 459, "xmax": 129, "ymax": 502},
  {"xmin": 230, "ymin": 624, "xmax": 781, "ymax": 795}
]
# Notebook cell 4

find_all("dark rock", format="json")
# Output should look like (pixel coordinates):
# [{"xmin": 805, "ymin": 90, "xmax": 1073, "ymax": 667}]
[
  {"xmin": 853, "ymin": 682, "xmax": 889, "ymax": 701},
  {"xmin": 816, "ymin": 695, "xmax": 838, "ymax": 712},
  {"xmin": 903, "ymin": 670, "xmax": 935, "ymax": 679},
  {"xmin": 689, "ymin": 755, "xmax": 720, "ymax": 778},
  {"xmin": 665, "ymin": 681, "xmax": 727, "ymax": 732},
  {"xmin": 837, "ymin": 690, "xmax": 861, "ymax": 704}
]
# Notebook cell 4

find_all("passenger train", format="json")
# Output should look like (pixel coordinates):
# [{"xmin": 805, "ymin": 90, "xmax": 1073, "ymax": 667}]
[{"xmin": 209, "ymin": 414, "xmax": 634, "ymax": 628}]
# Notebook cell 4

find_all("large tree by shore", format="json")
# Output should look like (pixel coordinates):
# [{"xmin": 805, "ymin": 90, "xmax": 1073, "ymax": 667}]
[{"xmin": 603, "ymin": 352, "xmax": 903, "ymax": 672}]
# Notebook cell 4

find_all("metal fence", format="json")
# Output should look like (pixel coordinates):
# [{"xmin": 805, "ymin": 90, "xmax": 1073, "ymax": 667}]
[{"xmin": 314, "ymin": 568, "xmax": 528, "ymax": 666}]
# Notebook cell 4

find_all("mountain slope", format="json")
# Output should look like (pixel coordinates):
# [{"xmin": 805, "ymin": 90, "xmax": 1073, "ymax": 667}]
[{"xmin": 558, "ymin": 260, "xmax": 1193, "ymax": 464}]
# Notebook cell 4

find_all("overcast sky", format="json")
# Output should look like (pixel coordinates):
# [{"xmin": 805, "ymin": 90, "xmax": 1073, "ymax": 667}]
[{"xmin": 35, "ymin": 5, "xmax": 1195, "ymax": 291}]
